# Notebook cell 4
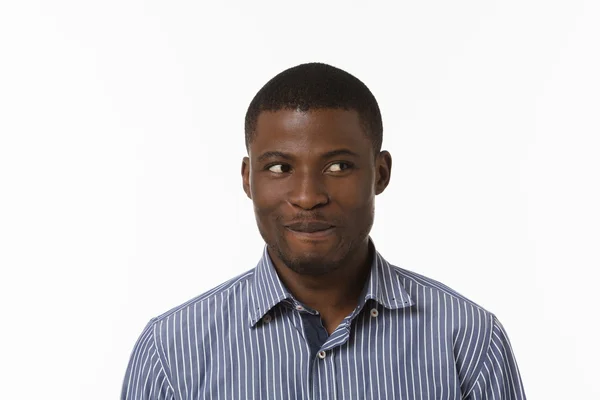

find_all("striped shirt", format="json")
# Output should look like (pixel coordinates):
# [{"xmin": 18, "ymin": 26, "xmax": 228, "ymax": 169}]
[{"xmin": 122, "ymin": 241, "xmax": 526, "ymax": 399}]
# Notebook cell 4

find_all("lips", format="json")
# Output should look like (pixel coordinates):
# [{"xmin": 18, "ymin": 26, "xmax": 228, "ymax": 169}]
[{"xmin": 285, "ymin": 221, "xmax": 335, "ymax": 233}]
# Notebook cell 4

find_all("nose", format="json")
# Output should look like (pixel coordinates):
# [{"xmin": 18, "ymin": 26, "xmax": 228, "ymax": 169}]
[{"xmin": 288, "ymin": 170, "xmax": 329, "ymax": 210}]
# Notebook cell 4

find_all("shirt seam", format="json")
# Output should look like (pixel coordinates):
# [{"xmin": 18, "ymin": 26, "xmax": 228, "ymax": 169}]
[
  {"xmin": 462, "ymin": 313, "xmax": 496, "ymax": 398},
  {"xmin": 153, "ymin": 271, "xmax": 254, "ymax": 324},
  {"xmin": 151, "ymin": 320, "xmax": 176, "ymax": 395},
  {"xmin": 393, "ymin": 267, "xmax": 490, "ymax": 315}
]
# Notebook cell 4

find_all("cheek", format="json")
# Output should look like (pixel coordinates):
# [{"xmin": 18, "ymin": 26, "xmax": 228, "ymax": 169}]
[
  {"xmin": 332, "ymin": 177, "xmax": 374, "ymax": 208},
  {"xmin": 250, "ymin": 179, "xmax": 284, "ymax": 221},
  {"xmin": 331, "ymin": 181, "xmax": 375, "ymax": 227}
]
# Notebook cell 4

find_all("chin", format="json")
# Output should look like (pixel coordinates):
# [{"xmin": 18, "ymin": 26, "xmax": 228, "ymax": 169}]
[
  {"xmin": 285, "ymin": 257, "xmax": 341, "ymax": 276},
  {"xmin": 277, "ymin": 242, "xmax": 346, "ymax": 276}
]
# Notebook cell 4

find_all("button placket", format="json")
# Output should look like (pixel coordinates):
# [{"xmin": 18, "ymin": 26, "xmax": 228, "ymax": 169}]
[{"xmin": 311, "ymin": 347, "xmax": 337, "ymax": 400}]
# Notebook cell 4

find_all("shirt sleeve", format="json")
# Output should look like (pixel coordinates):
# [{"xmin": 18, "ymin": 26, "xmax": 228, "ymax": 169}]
[
  {"xmin": 121, "ymin": 320, "xmax": 174, "ymax": 400},
  {"xmin": 465, "ymin": 316, "xmax": 526, "ymax": 399}
]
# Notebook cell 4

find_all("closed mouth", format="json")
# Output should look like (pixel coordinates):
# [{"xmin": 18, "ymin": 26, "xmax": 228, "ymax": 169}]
[{"xmin": 285, "ymin": 221, "xmax": 335, "ymax": 233}]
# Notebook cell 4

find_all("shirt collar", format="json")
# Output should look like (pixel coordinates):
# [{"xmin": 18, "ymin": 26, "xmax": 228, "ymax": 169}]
[
  {"xmin": 248, "ymin": 245, "xmax": 293, "ymax": 327},
  {"xmin": 248, "ymin": 238, "xmax": 414, "ymax": 327}
]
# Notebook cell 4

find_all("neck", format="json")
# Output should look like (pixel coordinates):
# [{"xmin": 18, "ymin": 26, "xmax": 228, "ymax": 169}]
[{"xmin": 269, "ymin": 239, "xmax": 373, "ymax": 332}]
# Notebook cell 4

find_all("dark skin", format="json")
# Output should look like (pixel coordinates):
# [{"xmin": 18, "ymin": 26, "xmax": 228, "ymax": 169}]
[{"xmin": 242, "ymin": 109, "xmax": 392, "ymax": 334}]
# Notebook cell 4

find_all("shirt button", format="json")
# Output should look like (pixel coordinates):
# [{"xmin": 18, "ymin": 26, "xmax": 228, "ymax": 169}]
[
  {"xmin": 263, "ymin": 314, "xmax": 272, "ymax": 324},
  {"xmin": 370, "ymin": 308, "xmax": 379, "ymax": 318},
  {"xmin": 295, "ymin": 305, "xmax": 305, "ymax": 312},
  {"xmin": 317, "ymin": 350, "xmax": 327, "ymax": 359}
]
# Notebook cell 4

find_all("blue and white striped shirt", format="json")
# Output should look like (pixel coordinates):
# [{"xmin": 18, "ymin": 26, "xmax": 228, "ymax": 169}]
[{"xmin": 122, "ymin": 242, "xmax": 525, "ymax": 399}]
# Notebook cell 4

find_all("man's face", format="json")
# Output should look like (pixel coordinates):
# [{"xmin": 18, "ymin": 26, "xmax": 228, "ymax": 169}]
[{"xmin": 242, "ymin": 109, "xmax": 391, "ymax": 275}]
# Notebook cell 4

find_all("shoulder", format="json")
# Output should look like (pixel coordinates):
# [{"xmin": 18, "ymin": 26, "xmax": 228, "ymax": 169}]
[
  {"xmin": 389, "ymin": 263, "xmax": 496, "ymax": 345},
  {"xmin": 390, "ymin": 264, "xmax": 498, "ymax": 389},
  {"xmin": 147, "ymin": 268, "xmax": 256, "ymax": 336},
  {"xmin": 392, "ymin": 263, "xmax": 493, "ymax": 320}
]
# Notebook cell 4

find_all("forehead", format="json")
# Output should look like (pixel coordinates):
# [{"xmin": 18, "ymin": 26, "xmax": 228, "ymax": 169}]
[{"xmin": 250, "ymin": 109, "xmax": 371, "ymax": 157}]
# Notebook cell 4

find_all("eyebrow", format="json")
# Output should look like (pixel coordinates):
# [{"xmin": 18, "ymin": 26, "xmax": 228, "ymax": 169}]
[
  {"xmin": 256, "ymin": 151, "xmax": 293, "ymax": 163},
  {"xmin": 321, "ymin": 149, "xmax": 360, "ymax": 159},
  {"xmin": 256, "ymin": 148, "xmax": 360, "ymax": 163}
]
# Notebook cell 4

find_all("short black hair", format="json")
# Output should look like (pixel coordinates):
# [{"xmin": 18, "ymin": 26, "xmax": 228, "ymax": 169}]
[{"xmin": 244, "ymin": 62, "xmax": 383, "ymax": 153}]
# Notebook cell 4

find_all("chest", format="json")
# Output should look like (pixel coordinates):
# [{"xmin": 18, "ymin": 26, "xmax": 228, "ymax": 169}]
[{"xmin": 164, "ymin": 307, "xmax": 464, "ymax": 400}]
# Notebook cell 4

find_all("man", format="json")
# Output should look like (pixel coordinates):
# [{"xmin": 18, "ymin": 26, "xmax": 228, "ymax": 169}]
[{"xmin": 122, "ymin": 63, "xmax": 526, "ymax": 399}]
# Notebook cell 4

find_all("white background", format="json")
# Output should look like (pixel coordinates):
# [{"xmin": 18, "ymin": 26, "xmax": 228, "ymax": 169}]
[{"xmin": 1, "ymin": 1, "xmax": 598, "ymax": 399}]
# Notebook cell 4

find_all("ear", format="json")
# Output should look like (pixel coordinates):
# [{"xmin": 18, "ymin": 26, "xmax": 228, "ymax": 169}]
[
  {"xmin": 374, "ymin": 150, "xmax": 392, "ymax": 195},
  {"xmin": 241, "ymin": 157, "xmax": 252, "ymax": 199}
]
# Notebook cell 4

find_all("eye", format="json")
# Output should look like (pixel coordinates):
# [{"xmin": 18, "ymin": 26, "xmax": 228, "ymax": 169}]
[
  {"xmin": 326, "ymin": 162, "xmax": 352, "ymax": 173},
  {"xmin": 268, "ymin": 164, "xmax": 291, "ymax": 174}
]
